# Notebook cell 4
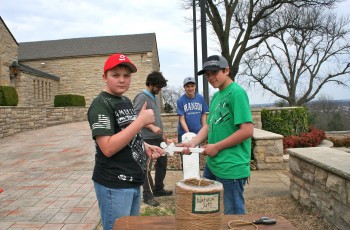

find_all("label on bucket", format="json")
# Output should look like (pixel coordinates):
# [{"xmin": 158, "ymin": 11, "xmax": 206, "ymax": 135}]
[{"xmin": 192, "ymin": 192, "xmax": 220, "ymax": 213}]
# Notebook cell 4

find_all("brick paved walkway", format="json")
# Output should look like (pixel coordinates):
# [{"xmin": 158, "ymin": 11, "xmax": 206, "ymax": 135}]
[{"xmin": 0, "ymin": 121, "xmax": 99, "ymax": 230}]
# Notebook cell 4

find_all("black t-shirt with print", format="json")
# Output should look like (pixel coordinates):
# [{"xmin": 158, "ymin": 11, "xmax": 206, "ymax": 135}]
[{"xmin": 87, "ymin": 91, "xmax": 147, "ymax": 188}]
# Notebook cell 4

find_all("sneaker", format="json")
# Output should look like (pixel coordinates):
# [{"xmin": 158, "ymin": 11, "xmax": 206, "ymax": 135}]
[
  {"xmin": 153, "ymin": 189, "xmax": 173, "ymax": 197},
  {"xmin": 144, "ymin": 198, "xmax": 159, "ymax": 207}
]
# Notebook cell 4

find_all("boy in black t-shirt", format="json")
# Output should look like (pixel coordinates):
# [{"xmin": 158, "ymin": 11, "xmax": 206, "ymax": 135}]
[{"xmin": 87, "ymin": 53, "xmax": 163, "ymax": 230}]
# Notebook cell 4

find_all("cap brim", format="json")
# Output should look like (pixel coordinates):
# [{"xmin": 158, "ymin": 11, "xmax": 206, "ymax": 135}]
[
  {"xmin": 184, "ymin": 81, "xmax": 196, "ymax": 86},
  {"xmin": 197, "ymin": 66, "xmax": 221, "ymax": 75},
  {"xmin": 121, "ymin": 62, "xmax": 137, "ymax": 73}
]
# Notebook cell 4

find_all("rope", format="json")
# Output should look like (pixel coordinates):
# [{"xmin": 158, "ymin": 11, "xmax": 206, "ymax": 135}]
[
  {"xmin": 227, "ymin": 220, "xmax": 258, "ymax": 230},
  {"xmin": 183, "ymin": 178, "xmax": 212, "ymax": 187},
  {"xmin": 175, "ymin": 178, "xmax": 223, "ymax": 230},
  {"xmin": 146, "ymin": 157, "xmax": 153, "ymax": 194}
]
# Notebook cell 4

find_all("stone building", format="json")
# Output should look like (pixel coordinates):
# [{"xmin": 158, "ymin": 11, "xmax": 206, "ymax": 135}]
[{"xmin": 0, "ymin": 16, "xmax": 160, "ymax": 107}]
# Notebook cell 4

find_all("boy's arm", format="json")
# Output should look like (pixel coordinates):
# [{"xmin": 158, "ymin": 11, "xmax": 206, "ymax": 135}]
[
  {"xmin": 201, "ymin": 113, "xmax": 207, "ymax": 126},
  {"xmin": 177, "ymin": 97, "xmax": 190, "ymax": 134},
  {"xmin": 203, "ymin": 122, "xmax": 254, "ymax": 157},
  {"xmin": 144, "ymin": 124, "xmax": 162, "ymax": 134},
  {"xmin": 179, "ymin": 115, "xmax": 189, "ymax": 133},
  {"xmin": 96, "ymin": 102, "xmax": 154, "ymax": 158}
]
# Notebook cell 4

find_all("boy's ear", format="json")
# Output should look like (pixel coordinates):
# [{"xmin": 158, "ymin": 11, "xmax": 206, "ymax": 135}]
[
  {"xmin": 224, "ymin": 67, "xmax": 230, "ymax": 75},
  {"xmin": 102, "ymin": 73, "xmax": 107, "ymax": 82}
]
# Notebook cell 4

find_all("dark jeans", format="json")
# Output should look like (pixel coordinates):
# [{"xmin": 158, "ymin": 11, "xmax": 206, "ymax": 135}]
[
  {"xmin": 143, "ymin": 138, "xmax": 168, "ymax": 199},
  {"xmin": 203, "ymin": 164, "xmax": 247, "ymax": 214}
]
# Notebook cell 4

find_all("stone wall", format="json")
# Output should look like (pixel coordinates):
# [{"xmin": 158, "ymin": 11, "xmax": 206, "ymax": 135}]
[
  {"xmin": 0, "ymin": 107, "xmax": 178, "ymax": 139},
  {"xmin": 252, "ymin": 128, "xmax": 285, "ymax": 170},
  {"xmin": 0, "ymin": 18, "xmax": 18, "ymax": 86},
  {"xmin": 288, "ymin": 147, "xmax": 350, "ymax": 229},
  {"xmin": 13, "ymin": 73, "xmax": 59, "ymax": 107},
  {"xmin": 0, "ymin": 106, "xmax": 87, "ymax": 138}
]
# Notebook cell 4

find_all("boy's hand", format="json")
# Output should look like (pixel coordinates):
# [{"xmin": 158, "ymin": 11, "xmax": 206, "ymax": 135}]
[
  {"xmin": 137, "ymin": 102, "xmax": 155, "ymax": 126},
  {"xmin": 176, "ymin": 141, "xmax": 195, "ymax": 155},
  {"xmin": 150, "ymin": 125, "xmax": 162, "ymax": 134},
  {"xmin": 145, "ymin": 143, "xmax": 163, "ymax": 159},
  {"xmin": 201, "ymin": 144, "xmax": 219, "ymax": 157}
]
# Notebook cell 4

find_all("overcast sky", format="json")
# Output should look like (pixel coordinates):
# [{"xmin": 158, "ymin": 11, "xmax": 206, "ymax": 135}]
[{"xmin": 1, "ymin": 0, "xmax": 349, "ymax": 104}]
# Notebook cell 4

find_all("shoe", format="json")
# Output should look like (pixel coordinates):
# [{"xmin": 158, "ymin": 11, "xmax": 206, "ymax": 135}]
[
  {"xmin": 153, "ymin": 189, "xmax": 173, "ymax": 197},
  {"xmin": 144, "ymin": 198, "xmax": 159, "ymax": 207}
]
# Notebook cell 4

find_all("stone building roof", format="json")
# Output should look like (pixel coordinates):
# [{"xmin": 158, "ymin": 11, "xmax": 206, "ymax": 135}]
[
  {"xmin": 19, "ymin": 63, "xmax": 60, "ymax": 81},
  {"xmin": 18, "ymin": 33, "xmax": 157, "ymax": 60}
]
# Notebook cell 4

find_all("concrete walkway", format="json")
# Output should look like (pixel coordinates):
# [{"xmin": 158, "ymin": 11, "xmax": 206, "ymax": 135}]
[{"xmin": 0, "ymin": 121, "xmax": 291, "ymax": 230}]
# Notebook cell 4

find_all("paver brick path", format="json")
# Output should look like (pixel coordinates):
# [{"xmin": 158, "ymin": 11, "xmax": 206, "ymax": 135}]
[{"xmin": 0, "ymin": 121, "xmax": 100, "ymax": 230}]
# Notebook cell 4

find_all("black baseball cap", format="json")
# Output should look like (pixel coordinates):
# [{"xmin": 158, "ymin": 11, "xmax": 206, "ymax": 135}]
[{"xmin": 198, "ymin": 55, "xmax": 229, "ymax": 75}]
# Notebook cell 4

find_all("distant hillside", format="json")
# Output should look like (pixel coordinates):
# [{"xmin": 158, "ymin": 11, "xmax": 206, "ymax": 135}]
[
  {"xmin": 307, "ymin": 99, "xmax": 350, "ymax": 106},
  {"xmin": 251, "ymin": 99, "xmax": 350, "ymax": 108},
  {"xmin": 251, "ymin": 103, "xmax": 274, "ymax": 108}
]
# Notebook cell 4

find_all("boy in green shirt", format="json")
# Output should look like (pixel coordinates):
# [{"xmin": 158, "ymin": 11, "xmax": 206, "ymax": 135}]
[{"xmin": 180, "ymin": 55, "xmax": 254, "ymax": 214}]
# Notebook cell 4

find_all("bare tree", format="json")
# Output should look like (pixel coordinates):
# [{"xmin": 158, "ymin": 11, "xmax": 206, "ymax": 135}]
[
  {"xmin": 181, "ymin": 0, "xmax": 338, "ymax": 80},
  {"xmin": 162, "ymin": 85, "xmax": 183, "ymax": 112},
  {"xmin": 243, "ymin": 6, "xmax": 350, "ymax": 106}
]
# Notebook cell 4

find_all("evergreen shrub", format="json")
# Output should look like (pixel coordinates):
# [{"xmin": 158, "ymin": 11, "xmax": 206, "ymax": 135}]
[
  {"xmin": 0, "ymin": 86, "xmax": 18, "ymax": 106},
  {"xmin": 54, "ymin": 94, "xmax": 86, "ymax": 107},
  {"xmin": 261, "ymin": 107, "xmax": 308, "ymax": 136}
]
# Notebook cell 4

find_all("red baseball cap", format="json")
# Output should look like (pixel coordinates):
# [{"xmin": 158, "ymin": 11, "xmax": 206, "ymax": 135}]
[{"xmin": 103, "ymin": 53, "xmax": 137, "ymax": 73}]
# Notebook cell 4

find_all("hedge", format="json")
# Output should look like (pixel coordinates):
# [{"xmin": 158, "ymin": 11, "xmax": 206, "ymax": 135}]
[
  {"xmin": 54, "ymin": 94, "xmax": 86, "ymax": 107},
  {"xmin": 0, "ymin": 86, "xmax": 18, "ymax": 106},
  {"xmin": 261, "ymin": 107, "xmax": 309, "ymax": 137}
]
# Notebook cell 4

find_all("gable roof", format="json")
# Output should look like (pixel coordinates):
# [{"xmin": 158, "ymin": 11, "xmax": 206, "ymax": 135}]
[
  {"xmin": 19, "ymin": 63, "xmax": 60, "ymax": 81},
  {"xmin": 18, "ymin": 33, "xmax": 156, "ymax": 60}
]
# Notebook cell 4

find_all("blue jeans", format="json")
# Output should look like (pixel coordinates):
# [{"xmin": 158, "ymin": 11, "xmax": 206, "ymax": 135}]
[
  {"xmin": 203, "ymin": 165, "xmax": 247, "ymax": 214},
  {"xmin": 94, "ymin": 182, "xmax": 141, "ymax": 230}
]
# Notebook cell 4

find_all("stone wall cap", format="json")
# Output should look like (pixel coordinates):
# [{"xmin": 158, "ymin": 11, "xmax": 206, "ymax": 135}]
[
  {"xmin": 288, "ymin": 147, "xmax": 350, "ymax": 180},
  {"xmin": 253, "ymin": 128, "xmax": 283, "ymax": 139}
]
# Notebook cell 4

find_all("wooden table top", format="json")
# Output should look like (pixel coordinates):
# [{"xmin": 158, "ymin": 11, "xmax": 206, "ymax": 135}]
[{"xmin": 114, "ymin": 214, "xmax": 297, "ymax": 229}]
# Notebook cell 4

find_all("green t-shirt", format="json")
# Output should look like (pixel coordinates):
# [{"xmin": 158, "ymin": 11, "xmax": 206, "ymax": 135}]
[
  {"xmin": 207, "ymin": 82, "xmax": 253, "ymax": 179},
  {"xmin": 87, "ymin": 91, "xmax": 146, "ymax": 188}
]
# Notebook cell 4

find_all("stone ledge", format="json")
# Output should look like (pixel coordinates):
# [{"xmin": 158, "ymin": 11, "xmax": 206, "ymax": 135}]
[
  {"xmin": 318, "ymin": 139, "xmax": 334, "ymax": 148},
  {"xmin": 287, "ymin": 147, "xmax": 350, "ymax": 180},
  {"xmin": 252, "ymin": 128, "xmax": 285, "ymax": 170},
  {"xmin": 253, "ymin": 128, "xmax": 284, "ymax": 140},
  {"xmin": 289, "ymin": 147, "xmax": 350, "ymax": 229}
]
